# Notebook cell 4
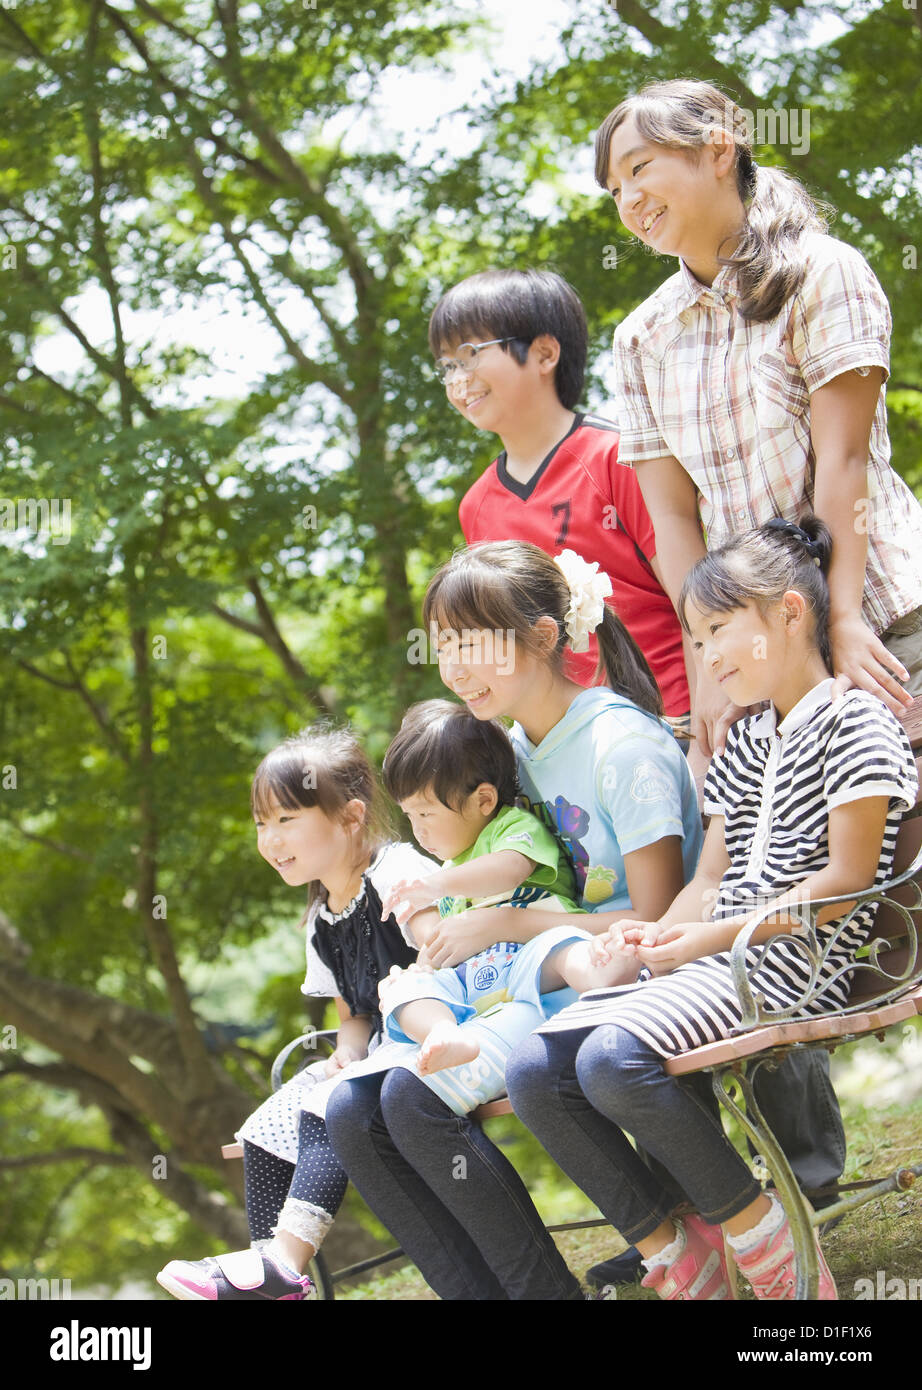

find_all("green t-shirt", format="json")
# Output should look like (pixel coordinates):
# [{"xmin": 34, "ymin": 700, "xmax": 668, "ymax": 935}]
[{"xmin": 438, "ymin": 804, "xmax": 581, "ymax": 918}]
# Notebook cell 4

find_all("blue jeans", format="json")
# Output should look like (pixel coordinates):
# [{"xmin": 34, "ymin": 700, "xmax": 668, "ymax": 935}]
[
  {"xmin": 325, "ymin": 1068, "xmax": 582, "ymax": 1301},
  {"xmin": 506, "ymin": 1026, "xmax": 762, "ymax": 1243}
]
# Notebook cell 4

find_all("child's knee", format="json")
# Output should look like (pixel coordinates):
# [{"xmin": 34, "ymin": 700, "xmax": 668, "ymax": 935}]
[
  {"xmin": 505, "ymin": 1031, "xmax": 563, "ymax": 1118},
  {"xmin": 325, "ymin": 1079, "xmax": 373, "ymax": 1154},
  {"xmin": 379, "ymin": 1065, "xmax": 445, "ymax": 1134},
  {"xmin": 574, "ymin": 1025, "xmax": 659, "ymax": 1113}
]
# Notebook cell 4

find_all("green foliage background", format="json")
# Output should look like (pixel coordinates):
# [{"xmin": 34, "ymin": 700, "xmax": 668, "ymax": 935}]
[{"xmin": 0, "ymin": 0, "xmax": 919, "ymax": 1294}]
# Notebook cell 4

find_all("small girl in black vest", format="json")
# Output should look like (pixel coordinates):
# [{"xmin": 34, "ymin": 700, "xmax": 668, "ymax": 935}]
[{"xmin": 157, "ymin": 723, "xmax": 436, "ymax": 1300}]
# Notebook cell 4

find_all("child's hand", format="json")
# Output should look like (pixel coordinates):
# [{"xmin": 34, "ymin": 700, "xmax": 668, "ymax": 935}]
[
  {"xmin": 382, "ymin": 875, "xmax": 441, "ymax": 926},
  {"xmin": 413, "ymin": 944, "xmax": 437, "ymax": 973},
  {"xmin": 422, "ymin": 909, "xmax": 496, "ymax": 969},
  {"xmin": 324, "ymin": 1043, "xmax": 366, "ymax": 1076},
  {"xmin": 635, "ymin": 921, "xmax": 727, "ymax": 975},
  {"xmin": 591, "ymin": 921, "xmax": 656, "ymax": 964},
  {"xmin": 590, "ymin": 923, "xmax": 630, "ymax": 964}
]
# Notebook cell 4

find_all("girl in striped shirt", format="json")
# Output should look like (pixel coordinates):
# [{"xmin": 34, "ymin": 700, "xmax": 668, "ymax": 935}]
[{"xmin": 507, "ymin": 517, "xmax": 917, "ymax": 1301}]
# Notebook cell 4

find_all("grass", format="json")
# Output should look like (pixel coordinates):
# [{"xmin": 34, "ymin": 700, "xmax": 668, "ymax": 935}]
[{"xmin": 331, "ymin": 1029, "xmax": 922, "ymax": 1302}]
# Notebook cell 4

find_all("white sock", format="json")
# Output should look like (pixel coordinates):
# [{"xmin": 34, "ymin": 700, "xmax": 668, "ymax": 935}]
[
  {"xmin": 641, "ymin": 1224, "xmax": 686, "ymax": 1272},
  {"xmin": 727, "ymin": 1193, "xmax": 786, "ymax": 1255}
]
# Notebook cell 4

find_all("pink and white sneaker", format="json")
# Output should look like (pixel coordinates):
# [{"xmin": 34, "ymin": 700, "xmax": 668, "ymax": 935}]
[
  {"xmin": 641, "ymin": 1214, "xmax": 734, "ymax": 1301},
  {"xmin": 156, "ymin": 1246, "xmax": 316, "ymax": 1301},
  {"xmin": 734, "ymin": 1213, "xmax": 838, "ymax": 1300}
]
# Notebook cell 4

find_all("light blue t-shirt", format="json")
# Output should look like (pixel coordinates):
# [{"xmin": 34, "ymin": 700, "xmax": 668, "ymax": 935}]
[{"xmin": 509, "ymin": 688, "xmax": 703, "ymax": 913}]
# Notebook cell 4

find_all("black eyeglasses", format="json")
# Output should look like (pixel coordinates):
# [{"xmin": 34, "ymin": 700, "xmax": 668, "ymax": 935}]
[{"xmin": 433, "ymin": 338, "xmax": 521, "ymax": 383}]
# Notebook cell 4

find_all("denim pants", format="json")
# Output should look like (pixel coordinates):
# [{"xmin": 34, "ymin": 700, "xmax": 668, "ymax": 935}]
[
  {"xmin": 325, "ymin": 1067, "xmax": 582, "ymax": 1301},
  {"xmin": 506, "ymin": 1026, "xmax": 763, "ymax": 1243}
]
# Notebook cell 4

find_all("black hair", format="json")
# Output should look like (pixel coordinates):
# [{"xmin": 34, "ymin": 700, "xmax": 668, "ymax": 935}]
[
  {"xmin": 679, "ymin": 516, "xmax": 834, "ymax": 671},
  {"xmin": 427, "ymin": 269, "xmax": 587, "ymax": 409},
  {"xmin": 382, "ymin": 699, "xmax": 519, "ymax": 812}
]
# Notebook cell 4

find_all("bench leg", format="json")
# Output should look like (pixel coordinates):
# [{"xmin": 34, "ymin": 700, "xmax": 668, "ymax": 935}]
[{"xmin": 712, "ymin": 1058, "xmax": 821, "ymax": 1300}]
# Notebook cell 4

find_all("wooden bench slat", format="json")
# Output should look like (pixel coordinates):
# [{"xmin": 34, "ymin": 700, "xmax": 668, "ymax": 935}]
[{"xmin": 665, "ymin": 995, "xmax": 920, "ymax": 1076}]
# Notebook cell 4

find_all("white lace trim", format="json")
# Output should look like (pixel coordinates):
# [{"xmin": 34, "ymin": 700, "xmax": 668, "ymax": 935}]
[{"xmin": 272, "ymin": 1197, "xmax": 335, "ymax": 1249}]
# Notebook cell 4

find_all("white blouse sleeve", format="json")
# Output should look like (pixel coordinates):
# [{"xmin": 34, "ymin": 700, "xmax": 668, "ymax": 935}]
[
  {"xmin": 300, "ymin": 901, "xmax": 339, "ymax": 999},
  {"xmin": 367, "ymin": 840, "xmax": 439, "ymax": 947}
]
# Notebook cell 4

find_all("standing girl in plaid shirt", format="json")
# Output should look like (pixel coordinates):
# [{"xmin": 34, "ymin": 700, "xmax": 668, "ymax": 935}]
[{"xmin": 597, "ymin": 79, "xmax": 922, "ymax": 759}]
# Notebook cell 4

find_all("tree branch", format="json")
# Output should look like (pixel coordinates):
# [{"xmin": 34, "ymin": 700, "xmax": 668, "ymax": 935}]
[
  {"xmin": 245, "ymin": 575, "xmax": 334, "ymax": 713},
  {"xmin": 15, "ymin": 261, "xmax": 156, "ymax": 420},
  {"xmin": 208, "ymin": 602, "xmax": 265, "ymax": 639},
  {"xmin": 0, "ymin": 1148, "xmax": 133, "ymax": 1171},
  {"xmin": 63, "ymin": 653, "xmax": 133, "ymax": 765},
  {"xmin": 6, "ymin": 826, "xmax": 96, "ymax": 865},
  {"xmin": 84, "ymin": 0, "xmax": 133, "ymax": 432},
  {"xmin": 183, "ymin": 151, "xmax": 354, "ymax": 404},
  {"xmin": 94, "ymin": 1, "xmax": 285, "ymax": 188}
]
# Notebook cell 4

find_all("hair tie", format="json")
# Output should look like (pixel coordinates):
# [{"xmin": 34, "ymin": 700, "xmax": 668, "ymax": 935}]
[
  {"xmin": 763, "ymin": 517, "xmax": 823, "ymax": 566},
  {"xmin": 737, "ymin": 149, "xmax": 758, "ymax": 194},
  {"xmin": 554, "ymin": 550, "xmax": 613, "ymax": 652}
]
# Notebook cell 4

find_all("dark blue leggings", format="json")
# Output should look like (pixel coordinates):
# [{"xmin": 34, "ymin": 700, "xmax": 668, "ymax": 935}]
[{"xmin": 242, "ymin": 1111, "xmax": 348, "ymax": 1242}]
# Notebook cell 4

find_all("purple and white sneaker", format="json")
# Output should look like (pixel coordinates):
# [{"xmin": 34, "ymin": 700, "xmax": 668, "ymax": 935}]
[{"xmin": 156, "ymin": 1246, "xmax": 316, "ymax": 1301}]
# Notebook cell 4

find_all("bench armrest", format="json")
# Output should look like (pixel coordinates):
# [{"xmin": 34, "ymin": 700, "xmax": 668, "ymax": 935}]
[
  {"xmin": 270, "ymin": 1028, "xmax": 339, "ymax": 1093},
  {"xmin": 727, "ymin": 839, "xmax": 922, "ymax": 1030}
]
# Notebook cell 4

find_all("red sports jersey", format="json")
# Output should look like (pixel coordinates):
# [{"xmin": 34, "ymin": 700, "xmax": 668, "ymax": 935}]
[{"xmin": 459, "ymin": 414, "xmax": 689, "ymax": 716}]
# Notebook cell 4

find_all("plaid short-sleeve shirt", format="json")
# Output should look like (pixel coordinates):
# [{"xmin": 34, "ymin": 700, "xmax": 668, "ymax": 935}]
[{"xmin": 610, "ymin": 233, "xmax": 922, "ymax": 633}]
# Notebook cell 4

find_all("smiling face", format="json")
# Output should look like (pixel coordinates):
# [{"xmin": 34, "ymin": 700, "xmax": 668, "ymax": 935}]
[
  {"xmin": 435, "ymin": 623, "xmax": 541, "ymax": 724},
  {"xmin": 438, "ymin": 336, "xmax": 557, "ymax": 435},
  {"xmin": 684, "ymin": 598, "xmax": 784, "ymax": 710},
  {"xmin": 399, "ymin": 784, "xmax": 496, "ymax": 861},
  {"xmin": 604, "ymin": 113, "xmax": 742, "ymax": 281},
  {"xmin": 255, "ymin": 798, "xmax": 357, "ymax": 887}
]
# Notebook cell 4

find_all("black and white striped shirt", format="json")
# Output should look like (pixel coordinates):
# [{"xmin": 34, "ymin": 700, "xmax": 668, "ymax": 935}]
[{"xmin": 539, "ymin": 680, "xmax": 917, "ymax": 1055}]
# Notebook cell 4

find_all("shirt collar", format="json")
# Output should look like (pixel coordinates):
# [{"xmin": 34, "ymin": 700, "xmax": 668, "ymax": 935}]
[
  {"xmin": 748, "ymin": 677, "xmax": 838, "ymax": 740},
  {"xmin": 676, "ymin": 258, "xmax": 739, "ymax": 311}
]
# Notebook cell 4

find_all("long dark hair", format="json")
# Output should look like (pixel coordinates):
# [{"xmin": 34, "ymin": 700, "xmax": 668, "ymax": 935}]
[
  {"xmin": 594, "ymin": 79, "xmax": 830, "ymax": 322},
  {"xmin": 423, "ymin": 541, "xmax": 663, "ymax": 717}
]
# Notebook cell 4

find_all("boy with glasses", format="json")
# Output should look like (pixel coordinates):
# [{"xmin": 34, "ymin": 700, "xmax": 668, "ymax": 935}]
[{"xmin": 429, "ymin": 267, "xmax": 691, "ymax": 737}]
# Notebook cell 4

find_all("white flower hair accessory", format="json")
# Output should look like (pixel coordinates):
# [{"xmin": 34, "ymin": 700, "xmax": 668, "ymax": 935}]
[{"xmin": 554, "ymin": 550, "xmax": 613, "ymax": 653}]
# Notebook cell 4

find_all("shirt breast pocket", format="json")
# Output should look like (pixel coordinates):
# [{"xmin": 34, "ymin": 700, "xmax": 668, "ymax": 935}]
[{"xmin": 752, "ymin": 346, "xmax": 809, "ymax": 430}]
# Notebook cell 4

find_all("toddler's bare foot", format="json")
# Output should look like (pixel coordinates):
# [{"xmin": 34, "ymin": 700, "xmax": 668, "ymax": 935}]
[{"xmin": 417, "ymin": 1021, "xmax": 481, "ymax": 1075}]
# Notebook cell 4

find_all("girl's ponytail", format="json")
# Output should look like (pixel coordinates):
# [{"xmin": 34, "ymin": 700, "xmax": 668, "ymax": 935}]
[
  {"xmin": 595, "ymin": 606, "xmax": 664, "ymax": 718},
  {"xmin": 731, "ymin": 164, "xmax": 829, "ymax": 321},
  {"xmin": 594, "ymin": 80, "xmax": 830, "ymax": 323}
]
